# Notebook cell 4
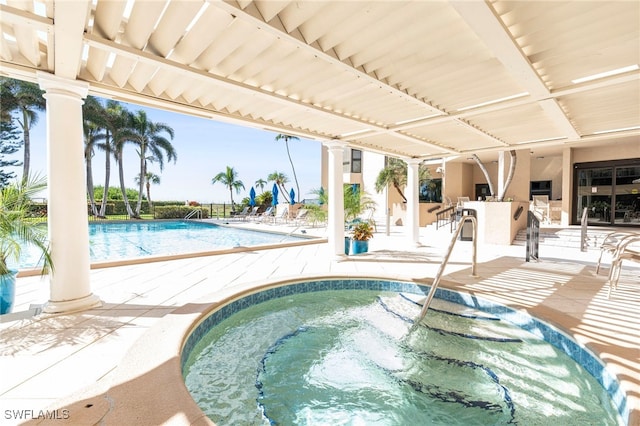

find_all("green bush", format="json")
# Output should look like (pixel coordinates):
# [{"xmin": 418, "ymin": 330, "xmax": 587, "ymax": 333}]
[{"xmin": 154, "ymin": 205, "xmax": 209, "ymax": 219}]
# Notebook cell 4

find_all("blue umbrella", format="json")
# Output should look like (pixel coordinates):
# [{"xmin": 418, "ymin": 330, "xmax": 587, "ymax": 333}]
[
  {"xmin": 272, "ymin": 183, "xmax": 279, "ymax": 206},
  {"xmin": 289, "ymin": 188, "xmax": 296, "ymax": 205},
  {"xmin": 249, "ymin": 187, "xmax": 256, "ymax": 206}
]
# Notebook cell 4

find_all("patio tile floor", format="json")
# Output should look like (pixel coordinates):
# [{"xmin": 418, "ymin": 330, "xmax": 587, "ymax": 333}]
[{"xmin": 0, "ymin": 223, "xmax": 638, "ymax": 425}]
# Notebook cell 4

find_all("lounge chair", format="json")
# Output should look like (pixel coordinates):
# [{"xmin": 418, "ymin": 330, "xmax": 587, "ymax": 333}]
[
  {"xmin": 274, "ymin": 207, "xmax": 289, "ymax": 224},
  {"xmin": 255, "ymin": 206, "xmax": 274, "ymax": 222},
  {"xmin": 232, "ymin": 206, "xmax": 250, "ymax": 220},
  {"xmin": 246, "ymin": 206, "xmax": 259, "ymax": 220},
  {"xmin": 292, "ymin": 208, "xmax": 309, "ymax": 225}
]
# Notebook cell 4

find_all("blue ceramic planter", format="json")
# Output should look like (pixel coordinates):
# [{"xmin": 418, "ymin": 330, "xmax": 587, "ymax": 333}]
[
  {"xmin": 0, "ymin": 270, "xmax": 18, "ymax": 315},
  {"xmin": 350, "ymin": 240, "xmax": 369, "ymax": 255}
]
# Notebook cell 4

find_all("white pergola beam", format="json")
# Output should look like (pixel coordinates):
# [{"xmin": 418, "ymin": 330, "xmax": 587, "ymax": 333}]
[{"xmin": 450, "ymin": 0, "xmax": 581, "ymax": 140}]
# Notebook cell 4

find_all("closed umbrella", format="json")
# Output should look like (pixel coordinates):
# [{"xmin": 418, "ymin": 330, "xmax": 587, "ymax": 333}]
[
  {"xmin": 249, "ymin": 187, "xmax": 256, "ymax": 206},
  {"xmin": 272, "ymin": 183, "xmax": 279, "ymax": 206},
  {"xmin": 289, "ymin": 188, "xmax": 296, "ymax": 205}
]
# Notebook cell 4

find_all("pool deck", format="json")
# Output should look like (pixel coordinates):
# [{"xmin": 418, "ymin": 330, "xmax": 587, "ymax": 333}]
[{"xmin": 1, "ymin": 221, "xmax": 638, "ymax": 425}]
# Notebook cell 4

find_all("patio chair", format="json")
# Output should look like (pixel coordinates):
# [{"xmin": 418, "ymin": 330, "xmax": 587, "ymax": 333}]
[
  {"xmin": 605, "ymin": 234, "xmax": 640, "ymax": 297},
  {"xmin": 596, "ymin": 231, "xmax": 639, "ymax": 274},
  {"xmin": 232, "ymin": 206, "xmax": 250, "ymax": 221},
  {"xmin": 255, "ymin": 206, "xmax": 274, "ymax": 222},
  {"xmin": 292, "ymin": 208, "xmax": 309, "ymax": 225},
  {"xmin": 246, "ymin": 206, "xmax": 259, "ymax": 220},
  {"xmin": 274, "ymin": 207, "xmax": 289, "ymax": 224},
  {"xmin": 531, "ymin": 195, "xmax": 550, "ymax": 223}
]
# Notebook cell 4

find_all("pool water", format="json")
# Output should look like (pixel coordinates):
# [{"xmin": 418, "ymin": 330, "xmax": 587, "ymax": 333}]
[
  {"xmin": 15, "ymin": 221, "xmax": 306, "ymax": 269},
  {"xmin": 183, "ymin": 290, "xmax": 622, "ymax": 425}
]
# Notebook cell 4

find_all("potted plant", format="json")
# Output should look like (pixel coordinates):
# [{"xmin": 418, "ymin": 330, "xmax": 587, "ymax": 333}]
[
  {"xmin": 350, "ymin": 222, "xmax": 374, "ymax": 254},
  {"xmin": 0, "ymin": 175, "xmax": 52, "ymax": 314}
]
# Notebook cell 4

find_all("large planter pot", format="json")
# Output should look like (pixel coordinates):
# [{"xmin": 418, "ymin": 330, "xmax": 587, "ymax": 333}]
[
  {"xmin": 0, "ymin": 270, "xmax": 18, "ymax": 315},
  {"xmin": 350, "ymin": 239, "xmax": 369, "ymax": 255}
]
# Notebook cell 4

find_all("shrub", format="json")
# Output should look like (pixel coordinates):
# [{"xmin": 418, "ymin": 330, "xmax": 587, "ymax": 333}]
[{"xmin": 154, "ymin": 205, "xmax": 208, "ymax": 219}]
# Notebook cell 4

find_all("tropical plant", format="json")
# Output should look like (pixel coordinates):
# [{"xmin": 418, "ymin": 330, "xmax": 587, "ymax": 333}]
[
  {"xmin": 135, "ymin": 171, "xmax": 161, "ymax": 208},
  {"xmin": 93, "ymin": 185, "xmax": 139, "ymax": 201},
  {"xmin": 0, "ymin": 78, "xmax": 45, "ymax": 181},
  {"xmin": 267, "ymin": 171, "xmax": 290, "ymax": 204},
  {"xmin": 97, "ymin": 100, "xmax": 129, "ymax": 217},
  {"xmin": 375, "ymin": 157, "xmax": 430, "ymax": 202},
  {"xmin": 212, "ymin": 166, "xmax": 245, "ymax": 211},
  {"xmin": 275, "ymin": 134, "xmax": 300, "ymax": 201},
  {"xmin": 82, "ymin": 96, "xmax": 106, "ymax": 216},
  {"xmin": 304, "ymin": 203, "xmax": 327, "ymax": 226},
  {"xmin": 351, "ymin": 222, "xmax": 374, "ymax": 241},
  {"xmin": 0, "ymin": 119, "xmax": 23, "ymax": 188},
  {"xmin": 255, "ymin": 190, "xmax": 273, "ymax": 207},
  {"xmin": 255, "ymin": 178, "xmax": 267, "ymax": 193},
  {"xmin": 311, "ymin": 187, "xmax": 327, "ymax": 205},
  {"xmin": 0, "ymin": 174, "xmax": 52, "ymax": 275},
  {"xmin": 344, "ymin": 184, "xmax": 376, "ymax": 222},
  {"xmin": 310, "ymin": 185, "xmax": 376, "ymax": 223},
  {"xmin": 126, "ymin": 110, "xmax": 176, "ymax": 217}
]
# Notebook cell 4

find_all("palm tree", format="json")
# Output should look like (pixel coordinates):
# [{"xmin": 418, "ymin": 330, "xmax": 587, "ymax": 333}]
[
  {"xmin": 212, "ymin": 166, "xmax": 245, "ymax": 211},
  {"xmin": 96, "ymin": 100, "xmax": 129, "ymax": 217},
  {"xmin": 375, "ymin": 157, "xmax": 409, "ymax": 202},
  {"xmin": 109, "ymin": 109, "xmax": 141, "ymax": 218},
  {"xmin": 275, "ymin": 134, "xmax": 301, "ymax": 202},
  {"xmin": 0, "ymin": 119, "xmax": 23, "ymax": 188},
  {"xmin": 83, "ymin": 116, "xmax": 102, "ymax": 216},
  {"xmin": 267, "ymin": 171, "xmax": 290, "ymax": 204},
  {"xmin": 0, "ymin": 78, "xmax": 45, "ymax": 181},
  {"xmin": 375, "ymin": 157, "xmax": 430, "ymax": 202},
  {"xmin": 255, "ymin": 178, "xmax": 267, "ymax": 193},
  {"xmin": 126, "ymin": 110, "xmax": 176, "ymax": 217},
  {"xmin": 135, "ymin": 171, "xmax": 161, "ymax": 208}
]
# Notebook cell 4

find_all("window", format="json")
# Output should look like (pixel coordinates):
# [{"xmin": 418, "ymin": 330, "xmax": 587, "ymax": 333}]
[
  {"xmin": 475, "ymin": 184, "xmax": 491, "ymax": 201},
  {"xmin": 419, "ymin": 178, "xmax": 442, "ymax": 203},
  {"xmin": 530, "ymin": 180, "xmax": 552, "ymax": 199},
  {"xmin": 351, "ymin": 149, "xmax": 362, "ymax": 173}
]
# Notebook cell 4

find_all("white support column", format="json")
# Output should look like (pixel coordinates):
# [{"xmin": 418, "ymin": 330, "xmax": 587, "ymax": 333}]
[
  {"xmin": 497, "ymin": 150, "xmax": 506, "ymax": 199},
  {"xmin": 323, "ymin": 140, "xmax": 346, "ymax": 258},
  {"xmin": 38, "ymin": 72, "xmax": 101, "ymax": 313},
  {"xmin": 406, "ymin": 159, "xmax": 421, "ymax": 246}
]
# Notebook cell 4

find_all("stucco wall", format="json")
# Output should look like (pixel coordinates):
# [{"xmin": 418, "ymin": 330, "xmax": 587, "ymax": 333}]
[
  {"xmin": 531, "ymin": 156, "xmax": 563, "ymax": 200},
  {"xmin": 572, "ymin": 139, "xmax": 640, "ymax": 163}
]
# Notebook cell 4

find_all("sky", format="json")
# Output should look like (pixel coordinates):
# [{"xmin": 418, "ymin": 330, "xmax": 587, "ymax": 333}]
[{"xmin": 9, "ymin": 100, "xmax": 322, "ymax": 204}]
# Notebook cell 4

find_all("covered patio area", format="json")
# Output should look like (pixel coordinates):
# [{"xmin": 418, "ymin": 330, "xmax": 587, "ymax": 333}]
[{"xmin": 1, "ymin": 223, "xmax": 638, "ymax": 424}]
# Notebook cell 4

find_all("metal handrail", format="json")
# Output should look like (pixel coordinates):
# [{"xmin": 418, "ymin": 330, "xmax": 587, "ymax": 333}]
[
  {"xmin": 580, "ymin": 207, "xmax": 588, "ymax": 252},
  {"xmin": 417, "ymin": 216, "xmax": 478, "ymax": 322},
  {"xmin": 435, "ymin": 205, "xmax": 456, "ymax": 230},
  {"xmin": 184, "ymin": 209, "xmax": 201, "ymax": 220}
]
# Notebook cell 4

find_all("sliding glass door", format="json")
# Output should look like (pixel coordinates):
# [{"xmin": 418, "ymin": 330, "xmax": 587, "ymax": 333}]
[{"xmin": 574, "ymin": 160, "xmax": 640, "ymax": 226}]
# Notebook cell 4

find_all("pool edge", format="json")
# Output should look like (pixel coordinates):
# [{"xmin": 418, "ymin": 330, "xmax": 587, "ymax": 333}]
[{"xmin": 56, "ymin": 273, "xmax": 630, "ymax": 425}]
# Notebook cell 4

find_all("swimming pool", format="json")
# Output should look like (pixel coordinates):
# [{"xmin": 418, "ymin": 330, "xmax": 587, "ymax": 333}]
[
  {"xmin": 182, "ymin": 279, "xmax": 626, "ymax": 425},
  {"xmin": 15, "ymin": 220, "xmax": 308, "ymax": 269}
]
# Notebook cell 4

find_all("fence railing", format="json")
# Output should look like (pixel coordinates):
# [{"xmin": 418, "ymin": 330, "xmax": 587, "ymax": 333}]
[{"xmin": 31, "ymin": 202, "xmax": 242, "ymax": 221}]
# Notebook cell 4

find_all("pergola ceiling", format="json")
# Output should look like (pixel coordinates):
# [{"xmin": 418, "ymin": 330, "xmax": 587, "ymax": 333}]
[{"xmin": 1, "ymin": 0, "xmax": 638, "ymax": 161}]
